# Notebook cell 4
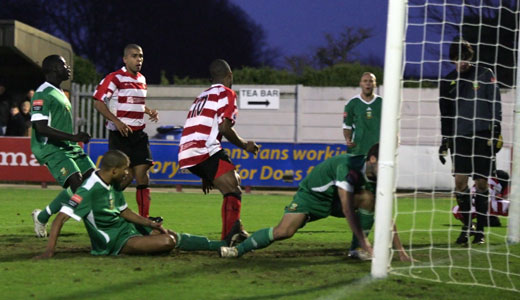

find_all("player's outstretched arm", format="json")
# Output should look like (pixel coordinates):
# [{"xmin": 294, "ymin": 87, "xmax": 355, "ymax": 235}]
[
  {"xmin": 33, "ymin": 120, "xmax": 91, "ymax": 144},
  {"xmin": 339, "ymin": 188, "xmax": 373, "ymax": 256},
  {"xmin": 392, "ymin": 223, "xmax": 414, "ymax": 262},
  {"xmin": 120, "ymin": 208, "xmax": 167, "ymax": 234},
  {"xmin": 34, "ymin": 213, "xmax": 70, "ymax": 259},
  {"xmin": 93, "ymin": 100, "xmax": 133, "ymax": 136},
  {"xmin": 218, "ymin": 118, "xmax": 258, "ymax": 155}
]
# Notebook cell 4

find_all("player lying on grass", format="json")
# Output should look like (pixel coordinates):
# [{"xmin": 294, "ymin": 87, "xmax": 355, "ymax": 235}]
[
  {"xmin": 219, "ymin": 144, "xmax": 412, "ymax": 261},
  {"xmin": 35, "ymin": 150, "xmax": 242, "ymax": 259},
  {"xmin": 452, "ymin": 170, "xmax": 510, "ymax": 228}
]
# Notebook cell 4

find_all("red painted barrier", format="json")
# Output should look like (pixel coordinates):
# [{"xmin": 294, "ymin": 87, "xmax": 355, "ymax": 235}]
[{"xmin": 0, "ymin": 137, "xmax": 55, "ymax": 182}]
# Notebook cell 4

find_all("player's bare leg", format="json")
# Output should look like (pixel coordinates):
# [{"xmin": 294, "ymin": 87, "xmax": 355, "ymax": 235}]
[
  {"xmin": 120, "ymin": 233, "xmax": 176, "ymax": 254},
  {"xmin": 220, "ymin": 213, "xmax": 307, "ymax": 258},
  {"xmin": 213, "ymin": 170, "xmax": 244, "ymax": 239}
]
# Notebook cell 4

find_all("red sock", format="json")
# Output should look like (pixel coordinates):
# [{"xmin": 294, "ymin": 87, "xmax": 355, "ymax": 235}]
[
  {"xmin": 221, "ymin": 193, "xmax": 241, "ymax": 239},
  {"xmin": 136, "ymin": 187, "xmax": 151, "ymax": 218}
]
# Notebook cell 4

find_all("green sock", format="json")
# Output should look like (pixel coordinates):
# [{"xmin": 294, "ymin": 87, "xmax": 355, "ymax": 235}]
[
  {"xmin": 37, "ymin": 188, "xmax": 73, "ymax": 224},
  {"xmin": 236, "ymin": 227, "xmax": 274, "ymax": 256},
  {"xmin": 350, "ymin": 209, "xmax": 374, "ymax": 250},
  {"xmin": 175, "ymin": 233, "xmax": 225, "ymax": 251}
]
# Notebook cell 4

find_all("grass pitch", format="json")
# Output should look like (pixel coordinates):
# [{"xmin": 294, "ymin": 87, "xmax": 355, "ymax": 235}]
[{"xmin": 0, "ymin": 186, "xmax": 519, "ymax": 299}]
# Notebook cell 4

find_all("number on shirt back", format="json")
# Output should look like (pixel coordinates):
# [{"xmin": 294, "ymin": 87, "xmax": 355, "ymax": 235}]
[{"xmin": 188, "ymin": 95, "xmax": 208, "ymax": 118}]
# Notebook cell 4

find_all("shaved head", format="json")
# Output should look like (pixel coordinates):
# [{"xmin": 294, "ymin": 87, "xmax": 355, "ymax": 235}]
[
  {"xmin": 209, "ymin": 59, "xmax": 232, "ymax": 82},
  {"xmin": 100, "ymin": 150, "xmax": 130, "ymax": 171},
  {"xmin": 124, "ymin": 44, "xmax": 142, "ymax": 57}
]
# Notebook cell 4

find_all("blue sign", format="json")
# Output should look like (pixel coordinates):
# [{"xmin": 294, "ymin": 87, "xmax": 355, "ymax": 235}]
[{"xmin": 86, "ymin": 139, "xmax": 347, "ymax": 187}]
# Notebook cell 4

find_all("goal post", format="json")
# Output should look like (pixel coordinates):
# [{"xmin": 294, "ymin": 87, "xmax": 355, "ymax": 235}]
[
  {"xmin": 507, "ymin": 40, "xmax": 520, "ymax": 244},
  {"xmin": 371, "ymin": 0, "xmax": 407, "ymax": 278}
]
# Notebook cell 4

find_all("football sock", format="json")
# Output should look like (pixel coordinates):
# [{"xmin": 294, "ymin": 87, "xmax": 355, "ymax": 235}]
[
  {"xmin": 37, "ymin": 188, "xmax": 73, "ymax": 224},
  {"xmin": 456, "ymin": 188, "xmax": 472, "ymax": 230},
  {"xmin": 236, "ymin": 227, "xmax": 274, "ymax": 256},
  {"xmin": 474, "ymin": 189, "xmax": 490, "ymax": 233},
  {"xmin": 350, "ymin": 209, "xmax": 375, "ymax": 250},
  {"xmin": 221, "ymin": 193, "xmax": 241, "ymax": 240},
  {"xmin": 175, "ymin": 233, "xmax": 225, "ymax": 251},
  {"xmin": 136, "ymin": 185, "xmax": 150, "ymax": 218}
]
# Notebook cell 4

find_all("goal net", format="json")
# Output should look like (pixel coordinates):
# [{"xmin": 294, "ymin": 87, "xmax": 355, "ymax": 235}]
[{"xmin": 373, "ymin": 0, "xmax": 520, "ymax": 292}]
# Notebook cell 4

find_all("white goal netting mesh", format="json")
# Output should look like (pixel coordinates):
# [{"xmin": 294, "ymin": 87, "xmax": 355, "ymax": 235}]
[{"xmin": 389, "ymin": 0, "xmax": 520, "ymax": 292}]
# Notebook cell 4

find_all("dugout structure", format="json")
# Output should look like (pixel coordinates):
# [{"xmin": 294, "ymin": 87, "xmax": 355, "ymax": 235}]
[{"xmin": 0, "ymin": 20, "xmax": 73, "ymax": 94}]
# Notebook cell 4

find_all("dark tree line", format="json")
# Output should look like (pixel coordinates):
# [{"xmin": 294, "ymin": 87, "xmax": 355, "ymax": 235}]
[{"xmin": 0, "ymin": 0, "xmax": 275, "ymax": 83}]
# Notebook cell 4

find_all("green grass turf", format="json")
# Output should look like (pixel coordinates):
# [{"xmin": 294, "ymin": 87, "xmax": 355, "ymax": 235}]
[{"xmin": 0, "ymin": 187, "xmax": 519, "ymax": 299}]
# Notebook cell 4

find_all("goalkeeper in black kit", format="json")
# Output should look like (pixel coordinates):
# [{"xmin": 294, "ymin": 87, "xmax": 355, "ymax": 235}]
[{"xmin": 438, "ymin": 38, "xmax": 502, "ymax": 245}]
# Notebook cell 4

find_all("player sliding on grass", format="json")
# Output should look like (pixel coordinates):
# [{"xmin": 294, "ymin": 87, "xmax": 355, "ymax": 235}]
[
  {"xmin": 219, "ymin": 144, "xmax": 412, "ymax": 261},
  {"xmin": 35, "ymin": 150, "xmax": 241, "ymax": 259}
]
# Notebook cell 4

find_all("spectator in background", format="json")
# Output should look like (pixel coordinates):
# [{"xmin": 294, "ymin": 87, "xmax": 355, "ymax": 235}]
[
  {"xmin": 0, "ymin": 80, "xmax": 11, "ymax": 135},
  {"xmin": 20, "ymin": 100, "xmax": 32, "ymax": 136},
  {"xmin": 5, "ymin": 104, "xmax": 27, "ymax": 136}
]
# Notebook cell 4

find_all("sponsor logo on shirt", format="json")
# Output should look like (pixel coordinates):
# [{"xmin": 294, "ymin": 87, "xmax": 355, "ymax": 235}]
[
  {"xmin": 473, "ymin": 81, "xmax": 480, "ymax": 91},
  {"xmin": 69, "ymin": 194, "xmax": 83, "ymax": 208},
  {"xmin": 366, "ymin": 107, "xmax": 373, "ymax": 119},
  {"xmin": 32, "ymin": 99, "xmax": 44, "ymax": 111}
]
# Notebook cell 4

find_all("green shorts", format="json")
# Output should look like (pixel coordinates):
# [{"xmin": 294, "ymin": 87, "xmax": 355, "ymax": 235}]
[
  {"xmin": 284, "ymin": 190, "xmax": 333, "ymax": 223},
  {"xmin": 93, "ymin": 223, "xmax": 153, "ymax": 256},
  {"xmin": 45, "ymin": 151, "xmax": 95, "ymax": 187}
]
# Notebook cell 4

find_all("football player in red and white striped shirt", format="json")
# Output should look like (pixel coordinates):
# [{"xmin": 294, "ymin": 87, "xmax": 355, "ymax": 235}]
[
  {"xmin": 93, "ymin": 44, "xmax": 159, "ymax": 218},
  {"xmin": 179, "ymin": 59, "xmax": 258, "ymax": 241},
  {"xmin": 453, "ymin": 170, "xmax": 510, "ymax": 227}
]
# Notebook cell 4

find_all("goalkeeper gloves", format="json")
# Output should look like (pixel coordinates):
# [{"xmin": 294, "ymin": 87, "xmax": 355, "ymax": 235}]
[
  {"xmin": 438, "ymin": 137, "xmax": 452, "ymax": 165},
  {"xmin": 489, "ymin": 123, "xmax": 503, "ymax": 154}
]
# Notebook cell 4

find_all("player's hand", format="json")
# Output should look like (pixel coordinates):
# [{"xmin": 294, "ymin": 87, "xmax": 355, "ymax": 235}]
[
  {"xmin": 397, "ymin": 250, "xmax": 416, "ymax": 262},
  {"xmin": 245, "ymin": 141, "xmax": 259, "ymax": 155},
  {"xmin": 147, "ymin": 109, "xmax": 159, "ymax": 122},
  {"xmin": 115, "ymin": 120, "xmax": 133, "ymax": 137},
  {"xmin": 438, "ymin": 137, "xmax": 451, "ymax": 164},
  {"xmin": 33, "ymin": 250, "xmax": 54, "ymax": 260},
  {"xmin": 73, "ymin": 132, "xmax": 91, "ymax": 144},
  {"xmin": 202, "ymin": 178, "xmax": 213, "ymax": 194},
  {"xmin": 361, "ymin": 238, "xmax": 373, "ymax": 258},
  {"xmin": 488, "ymin": 123, "xmax": 502, "ymax": 154},
  {"xmin": 346, "ymin": 139, "xmax": 356, "ymax": 149},
  {"xmin": 149, "ymin": 221, "xmax": 167, "ymax": 234}
]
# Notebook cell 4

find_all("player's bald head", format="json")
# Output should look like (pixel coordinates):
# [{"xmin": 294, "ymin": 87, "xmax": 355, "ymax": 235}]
[
  {"xmin": 366, "ymin": 143, "xmax": 379, "ymax": 161},
  {"xmin": 100, "ymin": 150, "xmax": 130, "ymax": 171},
  {"xmin": 124, "ymin": 44, "xmax": 142, "ymax": 57},
  {"xmin": 42, "ymin": 55, "xmax": 65, "ymax": 75},
  {"xmin": 209, "ymin": 59, "xmax": 232, "ymax": 82}
]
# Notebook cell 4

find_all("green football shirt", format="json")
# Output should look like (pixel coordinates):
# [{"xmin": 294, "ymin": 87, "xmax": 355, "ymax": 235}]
[
  {"xmin": 30, "ymin": 82, "xmax": 83, "ymax": 162},
  {"xmin": 298, "ymin": 154, "xmax": 368, "ymax": 204},
  {"xmin": 60, "ymin": 172, "xmax": 140, "ymax": 255},
  {"xmin": 343, "ymin": 95, "xmax": 382, "ymax": 155}
]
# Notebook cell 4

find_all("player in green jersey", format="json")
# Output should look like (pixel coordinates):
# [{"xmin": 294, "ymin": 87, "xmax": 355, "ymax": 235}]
[
  {"xmin": 35, "ymin": 150, "xmax": 241, "ymax": 258},
  {"xmin": 219, "ymin": 144, "xmax": 412, "ymax": 262},
  {"xmin": 342, "ymin": 72, "xmax": 382, "ymax": 258},
  {"xmin": 30, "ymin": 55, "xmax": 95, "ymax": 238},
  {"xmin": 343, "ymin": 72, "xmax": 382, "ymax": 155}
]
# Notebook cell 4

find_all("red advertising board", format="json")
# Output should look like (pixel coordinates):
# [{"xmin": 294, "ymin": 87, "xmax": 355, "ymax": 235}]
[{"xmin": 0, "ymin": 137, "xmax": 55, "ymax": 182}]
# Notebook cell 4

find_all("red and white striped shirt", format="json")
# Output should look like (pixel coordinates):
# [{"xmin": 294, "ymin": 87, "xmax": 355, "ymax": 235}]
[
  {"xmin": 178, "ymin": 84, "xmax": 237, "ymax": 169},
  {"xmin": 452, "ymin": 177, "xmax": 510, "ymax": 219},
  {"xmin": 93, "ymin": 67, "xmax": 147, "ymax": 131}
]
